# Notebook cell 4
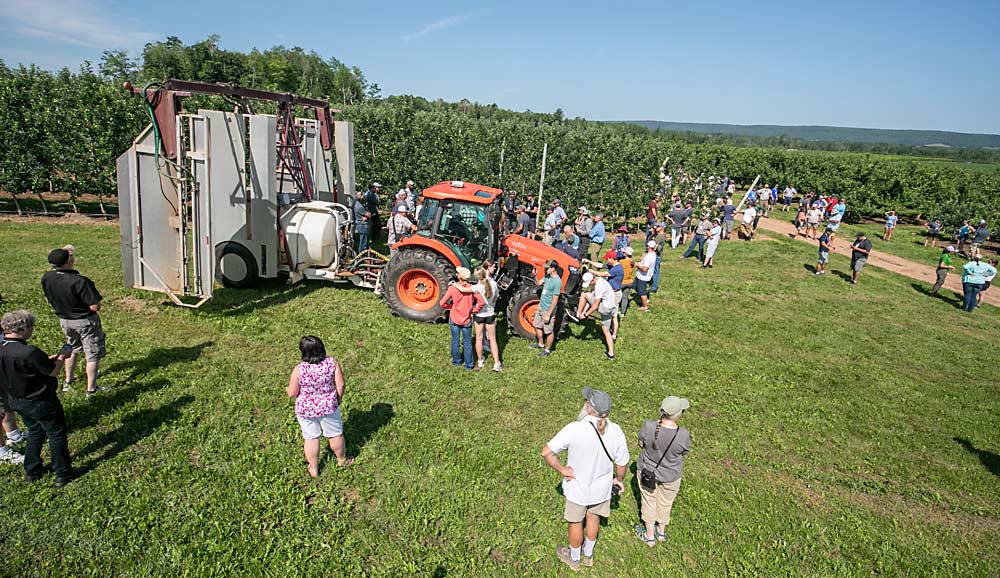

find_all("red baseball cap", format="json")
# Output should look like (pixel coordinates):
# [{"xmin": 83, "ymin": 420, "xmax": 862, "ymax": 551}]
[{"xmin": 603, "ymin": 250, "xmax": 617, "ymax": 260}]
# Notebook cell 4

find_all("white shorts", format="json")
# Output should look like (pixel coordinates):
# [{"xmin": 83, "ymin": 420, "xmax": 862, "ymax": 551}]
[{"xmin": 296, "ymin": 410, "xmax": 343, "ymax": 440}]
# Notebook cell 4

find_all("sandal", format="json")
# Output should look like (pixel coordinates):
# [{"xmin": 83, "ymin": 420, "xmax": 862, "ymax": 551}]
[
  {"xmin": 654, "ymin": 526, "xmax": 667, "ymax": 542},
  {"xmin": 633, "ymin": 525, "xmax": 656, "ymax": 547}
]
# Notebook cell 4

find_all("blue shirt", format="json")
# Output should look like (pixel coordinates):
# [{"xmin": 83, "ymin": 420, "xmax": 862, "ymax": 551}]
[
  {"xmin": 607, "ymin": 263, "xmax": 624, "ymax": 291},
  {"xmin": 833, "ymin": 202, "xmax": 845, "ymax": 216},
  {"xmin": 722, "ymin": 204, "xmax": 736, "ymax": 220},
  {"xmin": 590, "ymin": 221, "xmax": 606, "ymax": 245},
  {"xmin": 747, "ymin": 190, "xmax": 758, "ymax": 202},
  {"xmin": 539, "ymin": 275, "xmax": 562, "ymax": 312},
  {"xmin": 962, "ymin": 261, "xmax": 997, "ymax": 284}
]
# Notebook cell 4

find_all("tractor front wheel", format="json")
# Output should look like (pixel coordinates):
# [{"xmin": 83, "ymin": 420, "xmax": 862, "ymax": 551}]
[
  {"xmin": 506, "ymin": 283, "xmax": 571, "ymax": 340},
  {"xmin": 382, "ymin": 248, "xmax": 455, "ymax": 322}
]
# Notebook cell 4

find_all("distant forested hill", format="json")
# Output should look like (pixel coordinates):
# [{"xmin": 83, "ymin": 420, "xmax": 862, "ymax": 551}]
[{"xmin": 626, "ymin": 121, "xmax": 1000, "ymax": 150}]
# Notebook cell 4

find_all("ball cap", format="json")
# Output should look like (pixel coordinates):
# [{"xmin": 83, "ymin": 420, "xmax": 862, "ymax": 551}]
[
  {"xmin": 581, "ymin": 271, "xmax": 594, "ymax": 288},
  {"xmin": 660, "ymin": 395, "xmax": 690, "ymax": 418},
  {"xmin": 623, "ymin": 246, "xmax": 634, "ymax": 256},
  {"xmin": 646, "ymin": 240, "xmax": 657, "ymax": 248},
  {"xmin": 406, "ymin": 180, "xmax": 415, "ymax": 186},
  {"xmin": 603, "ymin": 250, "xmax": 618, "ymax": 260},
  {"xmin": 48, "ymin": 248, "xmax": 71, "ymax": 267},
  {"xmin": 583, "ymin": 386, "xmax": 612, "ymax": 416},
  {"xmin": 945, "ymin": 245, "xmax": 957, "ymax": 253}
]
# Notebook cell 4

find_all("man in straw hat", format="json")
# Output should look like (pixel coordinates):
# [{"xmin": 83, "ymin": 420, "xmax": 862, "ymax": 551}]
[{"xmin": 542, "ymin": 387, "xmax": 629, "ymax": 571}]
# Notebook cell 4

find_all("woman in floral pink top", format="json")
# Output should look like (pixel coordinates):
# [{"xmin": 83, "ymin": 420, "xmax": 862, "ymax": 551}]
[{"xmin": 287, "ymin": 336, "xmax": 353, "ymax": 477}]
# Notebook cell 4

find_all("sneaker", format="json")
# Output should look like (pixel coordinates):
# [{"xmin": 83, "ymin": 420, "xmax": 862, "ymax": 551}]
[
  {"xmin": 581, "ymin": 556, "xmax": 594, "ymax": 568},
  {"xmin": 814, "ymin": 271, "xmax": 822, "ymax": 276},
  {"xmin": 85, "ymin": 385, "xmax": 111, "ymax": 399},
  {"xmin": 538, "ymin": 350, "xmax": 551, "ymax": 358},
  {"xmin": 5, "ymin": 429, "xmax": 25, "ymax": 446},
  {"xmin": 850, "ymin": 280, "xmax": 858, "ymax": 285},
  {"xmin": 0, "ymin": 447, "xmax": 25, "ymax": 465},
  {"xmin": 477, "ymin": 358, "xmax": 485, "ymax": 369},
  {"xmin": 62, "ymin": 382, "xmax": 72, "ymax": 392},
  {"xmin": 555, "ymin": 546, "xmax": 581, "ymax": 572},
  {"xmin": 528, "ymin": 343, "xmax": 544, "ymax": 350},
  {"xmin": 605, "ymin": 352, "xmax": 615, "ymax": 361},
  {"xmin": 492, "ymin": 362, "xmax": 502, "ymax": 373}
]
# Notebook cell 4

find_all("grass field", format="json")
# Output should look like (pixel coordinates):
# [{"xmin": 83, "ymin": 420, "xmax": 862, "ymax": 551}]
[{"xmin": 1, "ymin": 220, "xmax": 999, "ymax": 578}]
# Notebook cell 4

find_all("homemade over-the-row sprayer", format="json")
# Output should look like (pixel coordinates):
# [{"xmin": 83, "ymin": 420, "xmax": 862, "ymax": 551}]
[
  {"xmin": 117, "ymin": 80, "xmax": 584, "ymax": 339},
  {"xmin": 116, "ymin": 79, "xmax": 384, "ymax": 307}
]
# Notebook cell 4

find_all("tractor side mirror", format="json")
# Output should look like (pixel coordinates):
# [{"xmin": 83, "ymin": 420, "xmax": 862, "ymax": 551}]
[{"xmin": 496, "ymin": 255, "xmax": 519, "ymax": 291}]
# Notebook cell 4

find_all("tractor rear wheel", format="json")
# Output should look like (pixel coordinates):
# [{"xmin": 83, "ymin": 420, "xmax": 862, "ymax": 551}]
[
  {"xmin": 506, "ymin": 283, "xmax": 571, "ymax": 341},
  {"xmin": 383, "ymin": 247, "xmax": 454, "ymax": 322}
]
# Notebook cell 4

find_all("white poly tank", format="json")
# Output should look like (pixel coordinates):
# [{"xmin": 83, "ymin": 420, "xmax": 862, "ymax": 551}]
[{"xmin": 279, "ymin": 201, "xmax": 342, "ymax": 269}]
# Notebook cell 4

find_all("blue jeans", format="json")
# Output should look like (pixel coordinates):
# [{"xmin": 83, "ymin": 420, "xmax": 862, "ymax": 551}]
[
  {"xmin": 683, "ymin": 234, "xmax": 706, "ymax": 261},
  {"xmin": 651, "ymin": 254, "xmax": 663, "ymax": 292},
  {"xmin": 450, "ymin": 320, "xmax": 474, "ymax": 369},
  {"xmin": 962, "ymin": 282, "xmax": 983, "ymax": 312},
  {"xmin": 356, "ymin": 223, "xmax": 369, "ymax": 252}
]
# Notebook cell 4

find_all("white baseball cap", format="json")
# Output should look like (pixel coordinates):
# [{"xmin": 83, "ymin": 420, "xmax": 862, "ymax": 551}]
[
  {"xmin": 581, "ymin": 271, "xmax": 594, "ymax": 288},
  {"xmin": 646, "ymin": 240, "xmax": 657, "ymax": 248}
]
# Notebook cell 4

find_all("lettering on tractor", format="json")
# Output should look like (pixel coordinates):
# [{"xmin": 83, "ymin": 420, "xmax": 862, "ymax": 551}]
[{"xmin": 380, "ymin": 181, "xmax": 582, "ymax": 339}]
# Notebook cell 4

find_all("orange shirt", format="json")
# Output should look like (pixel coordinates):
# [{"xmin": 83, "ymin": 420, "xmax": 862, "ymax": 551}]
[{"xmin": 620, "ymin": 259, "xmax": 636, "ymax": 284}]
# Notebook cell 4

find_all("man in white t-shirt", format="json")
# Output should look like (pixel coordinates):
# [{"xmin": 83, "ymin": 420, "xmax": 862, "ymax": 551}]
[
  {"xmin": 577, "ymin": 272, "xmax": 618, "ymax": 360},
  {"xmin": 542, "ymin": 387, "xmax": 629, "ymax": 571},
  {"xmin": 633, "ymin": 241, "xmax": 657, "ymax": 312},
  {"xmin": 739, "ymin": 203, "xmax": 757, "ymax": 241}
]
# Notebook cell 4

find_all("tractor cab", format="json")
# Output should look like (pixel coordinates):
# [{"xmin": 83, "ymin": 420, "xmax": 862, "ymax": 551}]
[{"xmin": 412, "ymin": 181, "xmax": 504, "ymax": 270}]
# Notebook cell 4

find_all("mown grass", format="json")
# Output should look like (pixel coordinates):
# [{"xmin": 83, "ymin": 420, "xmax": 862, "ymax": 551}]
[{"xmin": 1, "ymin": 220, "xmax": 998, "ymax": 578}]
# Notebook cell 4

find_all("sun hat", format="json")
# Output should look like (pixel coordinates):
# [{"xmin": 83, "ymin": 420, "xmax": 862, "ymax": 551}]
[
  {"xmin": 660, "ymin": 396, "xmax": 690, "ymax": 418},
  {"xmin": 48, "ymin": 248, "xmax": 71, "ymax": 267},
  {"xmin": 578, "ymin": 206, "xmax": 589, "ymax": 214},
  {"xmin": 372, "ymin": 182, "xmax": 382, "ymax": 188},
  {"xmin": 406, "ymin": 180, "xmax": 415, "ymax": 187},
  {"xmin": 581, "ymin": 272, "xmax": 594, "ymax": 288},
  {"xmin": 603, "ymin": 250, "xmax": 618, "ymax": 260},
  {"xmin": 945, "ymin": 246, "xmax": 957, "ymax": 252},
  {"xmin": 646, "ymin": 240, "xmax": 657, "ymax": 248},
  {"xmin": 456, "ymin": 267, "xmax": 472, "ymax": 281},
  {"xmin": 618, "ymin": 225, "xmax": 629, "ymax": 233},
  {"xmin": 583, "ymin": 386, "xmax": 612, "ymax": 416},
  {"xmin": 623, "ymin": 246, "xmax": 634, "ymax": 256},
  {"xmin": 712, "ymin": 217, "xmax": 720, "ymax": 223}
]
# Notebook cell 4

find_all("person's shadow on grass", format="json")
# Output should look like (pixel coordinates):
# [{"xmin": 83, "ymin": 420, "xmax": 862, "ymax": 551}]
[
  {"xmin": 345, "ymin": 403, "xmax": 395, "ymax": 457},
  {"xmin": 74, "ymin": 395, "xmax": 195, "ymax": 474},
  {"xmin": 911, "ymin": 283, "xmax": 963, "ymax": 309},
  {"xmin": 803, "ymin": 264, "xmax": 817, "ymax": 274},
  {"xmin": 831, "ymin": 270, "xmax": 853, "ymax": 283},
  {"xmin": 66, "ymin": 341, "xmax": 212, "ymax": 430},
  {"xmin": 954, "ymin": 437, "xmax": 1000, "ymax": 478}
]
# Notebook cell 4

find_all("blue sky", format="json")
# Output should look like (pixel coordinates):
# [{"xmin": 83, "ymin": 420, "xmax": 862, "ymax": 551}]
[{"xmin": 1, "ymin": 0, "xmax": 998, "ymax": 134}]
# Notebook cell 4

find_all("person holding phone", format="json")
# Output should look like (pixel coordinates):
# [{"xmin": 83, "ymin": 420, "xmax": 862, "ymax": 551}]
[{"xmin": 0, "ymin": 310, "xmax": 75, "ymax": 486}]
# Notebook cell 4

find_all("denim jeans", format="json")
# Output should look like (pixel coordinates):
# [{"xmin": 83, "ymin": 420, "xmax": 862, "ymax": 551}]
[
  {"xmin": 683, "ymin": 234, "xmax": 706, "ymax": 261},
  {"xmin": 449, "ymin": 320, "xmax": 474, "ymax": 368},
  {"xmin": 356, "ymin": 223, "xmax": 369, "ymax": 252},
  {"xmin": 962, "ymin": 282, "xmax": 983, "ymax": 312},
  {"xmin": 651, "ymin": 254, "xmax": 663, "ymax": 292},
  {"xmin": 10, "ymin": 395, "xmax": 72, "ymax": 479}
]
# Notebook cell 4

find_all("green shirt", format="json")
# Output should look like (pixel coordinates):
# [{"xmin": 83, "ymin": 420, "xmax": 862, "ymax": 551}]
[
  {"xmin": 938, "ymin": 254, "xmax": 952, "ymax": 270},
  {"xmin": 539, "ymin": 275, "xmax": 562, "ymax": 312}
]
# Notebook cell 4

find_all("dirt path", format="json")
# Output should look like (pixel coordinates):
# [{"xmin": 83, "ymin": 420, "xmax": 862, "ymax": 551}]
[{"xmin": 747, "ymin": 213, "xmax": 1000, "ymax": 307}]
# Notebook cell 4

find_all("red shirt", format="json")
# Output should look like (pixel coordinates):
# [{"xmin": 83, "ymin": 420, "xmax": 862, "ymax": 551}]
[
  {"xmin": 647, "ymin": 199, "xmax": 658, "ymax": 220},
  {"xmin": 439, "ymin": 283, "xmax": 485, "ymax": 325}
]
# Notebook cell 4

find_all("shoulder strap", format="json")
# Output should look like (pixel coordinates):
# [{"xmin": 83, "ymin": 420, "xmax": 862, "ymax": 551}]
[
  {"xmin": 589, "ymin": 423, "xmax": 615, "ymax": 464},
  {"xmin": 651, "ymin": 428, "xmax": 680, "ymax": 469}
]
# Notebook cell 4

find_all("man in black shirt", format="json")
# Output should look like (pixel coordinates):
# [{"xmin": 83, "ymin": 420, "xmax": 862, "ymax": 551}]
[
  {"xmin": 41, "ymin": 246, "xmax": 108, "ymax": 398},
  {"xmin": 850, "ymin": 232, "xmax": 873, "ymax": 285},
  {"xmin": 0, "ymin": 310, "xmax": 73, "ymax": 485}
]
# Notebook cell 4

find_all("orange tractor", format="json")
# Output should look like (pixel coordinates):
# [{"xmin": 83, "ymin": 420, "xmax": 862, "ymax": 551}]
[{"xmin": 380, "ymin": 181, "xmax": 582, "ymax": 339}]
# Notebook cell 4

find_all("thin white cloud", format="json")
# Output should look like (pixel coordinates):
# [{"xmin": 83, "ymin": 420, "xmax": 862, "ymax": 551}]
[
  {"xmin": 0, "ymin": 0, "xmax": 157, "ymax": 51},
  {"xmin": 402, "ymin": 10, "xmax": 482, "ymax": 42}
]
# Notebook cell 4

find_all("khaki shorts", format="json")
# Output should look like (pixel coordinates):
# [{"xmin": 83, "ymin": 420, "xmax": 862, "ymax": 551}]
[
  {"xmin": 851, "ymin": 258, "xmax": 868, "ymax": 272},
  {"xmin": 60, "ymin": 315, "xmax": 107, "ymax": 362},
  {"xmin": 639, "ymin": 477, "xmax": 682, "ymax": 526},
  {"xmin": 532, "ymin": 309, "xmax": 555, "ymax": 334},
  {"xmin": 598, "ymin": 305, "xmax": 616, "ymax": 328},
  {"xmin": 564, "ymin": 498, "xmax": 611, "ymax": 523}
]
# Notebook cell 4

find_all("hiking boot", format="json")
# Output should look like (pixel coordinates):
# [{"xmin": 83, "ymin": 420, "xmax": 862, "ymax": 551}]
[
  {"xmin": 581, "ymin": 555, "xmax": 593, "ymax": 568},
  {"xmin": 555, "ymin": 546, "xmax": 581, "ymax": 572}
]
